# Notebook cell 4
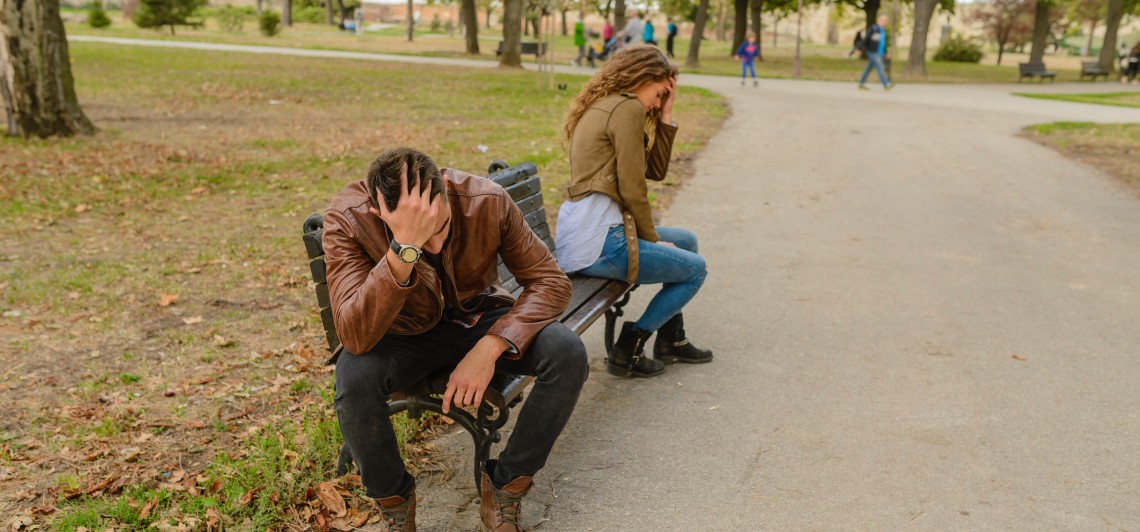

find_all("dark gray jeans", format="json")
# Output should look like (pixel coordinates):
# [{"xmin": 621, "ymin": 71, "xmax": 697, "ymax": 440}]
[{"xmin": 334, "ymin": 307, "xmax": 589, "ymax": 499}]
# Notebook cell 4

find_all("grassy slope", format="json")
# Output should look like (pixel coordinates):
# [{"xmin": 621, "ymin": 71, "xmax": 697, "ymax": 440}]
[
  {"xmin": 1025, "ymin": 122, "xmax": 1140, "ymax": 190},
  {"xmin": 0, "ymin": 42, "xmax": 725, "ymax": 529},
  {"xmin": 1015, "ymin": 92, "xmax": 1140, "ymax": 109}
]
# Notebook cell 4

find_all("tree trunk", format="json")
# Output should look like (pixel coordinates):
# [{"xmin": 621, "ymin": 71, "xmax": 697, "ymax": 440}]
[
  {"xmin": 751, "ymin": 0, "xmax": 763, "ymax": 59},
  {"xmin": 864, "ymin": 0, "xmax": 880, "ymax": 29},
  {"xmin": 715, "ymin": 0, "xmax": 726, "ymax": 41},
  {"xmin": 0, "ymin": 0, "xmax": 95, "ymax": 138},
  {"xmin": 462, "ymin": 0, "xmax": 479, "ymax": 53},
  {"xmin": 283, "ymin": 0, "xmax": 293, "ymax": 26},
  {"xmin": 326, "ymin": 0, "xmax": 334, "ymax": 25},
  {"xmin": 687, "ymin": 0, "xmax": 711, "ymax": 67},
  {"xmin": 1028, "ymin": 0, "xmax": 1050, "ymax": 63},
  {"xmin": 773, "ymin": 18, "xmax": 778, "ymax": 47},
  {"xmin": 407, "ymin": 0, "xmax": 414, "ymax": 41},
  {"xmin": 561, "ymin": 8, "xmax": 568, "ymax": 35},
  {"xmin": 256, "ymin": 0, "xmax": 263, "ymax": 17},
  {"xmin": 500, "ymin": 0, "xmax": 523, "ymax": 67},
  {"xmin": 1085, "ymin": 19, "xmax": 1095, "ymax": 56},
  {"xmin": 615, "ymin": 0, "xmax": 626, "ymax": 33},
  {"xmin": 906, "ymin": 0, "xmax": 937, "ymax": 77},
  {"xmin": 485, "ymin": 8, "xmax": 493, "ymax": 28},
  {"xmin": 1098, "ymin": 0, "xmax": 1123, "ymax": 72},
  {"xmin": 732, "ymin": 0, "xmax": 747, "ymax": 55}
]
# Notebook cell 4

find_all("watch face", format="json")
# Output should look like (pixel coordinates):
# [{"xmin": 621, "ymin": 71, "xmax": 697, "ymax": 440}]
[{"xmin": 399, "ymin": 247, "xmax": 420, "ymax": 263}]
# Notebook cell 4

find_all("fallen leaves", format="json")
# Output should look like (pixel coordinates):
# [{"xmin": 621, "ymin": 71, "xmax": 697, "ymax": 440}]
[
  {"xmin": 159, "ymin": 293, "xmax": 180, "ymax": 307},
  {"xmin": 181, "ymin": 316, "xmax": 203, "ymax": 325},
  {"xmin": 139, "ymin": 493, "xmax": 160, "ymax": 520},
  {"xmin": 315, "ymin": 481, "xmax": 347, "ymax": 517},
  {"xmin": 1012, "ymin": 354, "xmax": 1027, "ymax": 361}
]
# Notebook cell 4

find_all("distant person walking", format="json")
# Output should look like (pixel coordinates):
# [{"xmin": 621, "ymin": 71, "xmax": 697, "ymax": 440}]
[
  {"xmin": 573, "ymin": 11, "xmax": 589, "ymax": 67},
  {"xmin": 858, "ymin": 15, "xmax": 893, "ymax": 91},
  {"xmin": 1124, "ymin": 42, "xmax": 1140, "ymax": 85},
  {"xmin": 603, "ymin": 18, "xmax": 613, "ymax": 42},
  {"xmin": 735, "ymin": 32, "xmax": 760, "ymax": 87},
  {"xmin": 666, "ymin": 18, "xmax": 678, "ymax": 58},
  {"xmin": 643, "ymin": 17, "xmax": 657, "ymax": 46}
]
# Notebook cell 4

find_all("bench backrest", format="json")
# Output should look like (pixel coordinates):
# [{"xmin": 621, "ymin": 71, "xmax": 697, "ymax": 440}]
[
  {"xmin": 301, "ymin": 161, "xmax": 551, "ymax": 357},
  {"xmin": 1080, "ymin": 61, "xmax": 1104, "ymax": 71},
  {"xmin": 1019, "ymin": 62, "xmax": 1045, "ymax": 74}
]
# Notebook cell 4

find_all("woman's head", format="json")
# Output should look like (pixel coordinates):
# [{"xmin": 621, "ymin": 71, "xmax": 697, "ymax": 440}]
[
  {"xmin": 564, "ymin": 45, "xmax": 679, "ymax": 142},
  {"xmin": 746, "ymin": 32, "xmax": 756, "ymax": 42}
]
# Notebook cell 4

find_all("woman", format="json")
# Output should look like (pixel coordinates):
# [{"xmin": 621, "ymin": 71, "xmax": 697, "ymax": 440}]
[
  {"xmin": 556, "ymin": 46, "xmax": 712, "ymax": 378},
  {"xmin": 1125, "ymin": 42, "xmax": 1140, "ymax": 85}
]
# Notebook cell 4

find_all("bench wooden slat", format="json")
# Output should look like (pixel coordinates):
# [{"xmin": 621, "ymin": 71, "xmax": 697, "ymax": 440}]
[
  {"xmin": 488, "ymin": 162, "xmax": 537, "ymax": 188},
  {"xmin": 316, "ymin": 282, "xmax": 331, "ymax": 308},
  {"xmin": 562, "ymin": 280, "xmax": 631, "ymax": 335},
  {"xmin": 516, "ymin": 192, "xmax": 543, "ymax": 216},
  {"xmin": 310, "ymin": 257, "xmax": 326, "ymax": 284},
  {"xmin": 504, "ymin": 176, "xmax": 542, "ymax": 202},
  {"xmin": 524, "ymin": 207, "xmax": 546, "ymax": 230}
]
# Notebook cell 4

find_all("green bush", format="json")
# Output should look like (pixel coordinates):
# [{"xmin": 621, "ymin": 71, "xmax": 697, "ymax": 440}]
[
  {"xmin": 934, "ymin": 34, "xmax": 984, "ymax": 63},
  {"xmin": 87, "ymin": 1, "xmax": 112, "ymax": 28},
  {"xmin": 293, "ymin": 5, "xmax": 325, "ymax": 23},
  {"xmin": 216, "ymin": 4, "xmax": 245, "ymax": 31},
  {"xmin": 132, "ymin": 0, "xmax": 206, "ymax": 35},
  {"xmin": 259, "ymin": 10, "xmax": 280, "ymax": 36}
]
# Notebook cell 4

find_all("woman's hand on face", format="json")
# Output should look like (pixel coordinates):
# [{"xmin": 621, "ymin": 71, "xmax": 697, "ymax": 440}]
[{"xmin": 661, "ymin": 76, "xmax": 678, "ymax": 123}]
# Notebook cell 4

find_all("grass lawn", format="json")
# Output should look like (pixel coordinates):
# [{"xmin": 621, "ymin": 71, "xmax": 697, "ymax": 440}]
[
  {"xmin": 1024, "ymin": 122, "xmax": 1140, "ymax": 191},
  {"xmin": 63, "ymin": 10, "xmax": 1080, "ymax": 84},
  {"xmin": 1014, "ymin": 91, "xmax": 1140, "ymax": 109},
  {"xmin": 0, "ymin": 42, "xmax": 724, "ymax": 529}
]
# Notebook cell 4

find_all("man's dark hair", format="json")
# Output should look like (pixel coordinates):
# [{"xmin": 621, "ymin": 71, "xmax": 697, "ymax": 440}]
[{"xmin": 366, "ymin": 147, "xmax": 446, "ymax": 212}]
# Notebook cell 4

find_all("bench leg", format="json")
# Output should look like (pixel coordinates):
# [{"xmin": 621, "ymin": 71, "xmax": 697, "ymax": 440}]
[
  {"xmin": 603, "ymin": 286, "xmax": 638, "ymax": 354},
  {"xmin": 383, "ymin": 396, "xmax": 500, "ymax": 490}
]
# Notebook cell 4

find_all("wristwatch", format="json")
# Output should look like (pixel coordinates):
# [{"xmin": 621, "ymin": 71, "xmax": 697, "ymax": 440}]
[{"xmin": 389, "ymin": 239, "xmax": 423, "ymax": 264}]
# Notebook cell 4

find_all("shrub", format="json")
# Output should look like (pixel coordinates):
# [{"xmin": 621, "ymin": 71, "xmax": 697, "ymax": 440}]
[
  {"xmin": 259, "ymin": 10, "xmax": 281, "ymax": 36},
  {"xmin": 87, "ymin": 1, "xmax": 112, "ymax": 28},
  {"xmin": 132, "ymin": 0, "xmax": 206, "ymax": 35},
  {"xmin": 934, "ymin": 34, "xmax": 984, "ymax": 63},
  {"xmin": 216, "ymin": 5, "xmax": 245, "ymax": 32}
]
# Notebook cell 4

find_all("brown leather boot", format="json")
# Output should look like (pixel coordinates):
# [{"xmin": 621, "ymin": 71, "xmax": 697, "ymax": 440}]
[
  {"xmin": 375, "ymin": 487, "xmax": 416, "ymax": 532},
  {"xmin": 479, "ymin": 460, "xmax": 532, "ymax": 532}
]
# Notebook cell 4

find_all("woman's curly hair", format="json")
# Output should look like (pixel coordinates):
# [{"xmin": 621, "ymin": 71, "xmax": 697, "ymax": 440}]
[{"xmin": 564, "ymin": 45, "xmax": 679, "ymax": 150}]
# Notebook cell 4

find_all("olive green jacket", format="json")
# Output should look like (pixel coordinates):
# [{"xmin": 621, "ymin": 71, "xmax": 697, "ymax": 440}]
[{"xmin": 566, "ymin": 93, "xmax": 677, "ymax": 283}]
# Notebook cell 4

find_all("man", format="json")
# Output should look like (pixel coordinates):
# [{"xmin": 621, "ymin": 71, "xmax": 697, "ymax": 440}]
[
  {"xmin": 324, "ymin": 147, "xmax": 588, "ymax": 531},
  {"xmin": 620, "ymin": 11, "xmax": 643, "ymax": 45},
  {"xmin": 858, "ymin": 14, "xmax": 893, "ymax": 91},
  {"xmin": 642, "ymin": 15, "xmax": 656, "ymax": 46},
  {"xmin": 666, "ymin": 18, "xmax": 678, "ymax": 58}
]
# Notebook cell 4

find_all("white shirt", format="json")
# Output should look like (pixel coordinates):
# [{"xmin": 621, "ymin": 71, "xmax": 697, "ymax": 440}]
[{"xmin": 555, "ymin": 193, "xmax": 623, "ymax": 273}]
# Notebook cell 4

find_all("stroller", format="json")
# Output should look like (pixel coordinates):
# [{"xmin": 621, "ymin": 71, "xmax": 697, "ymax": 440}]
[{"xmin": 587, "ymin": 36, "xmax": 623, "ymax": 66}]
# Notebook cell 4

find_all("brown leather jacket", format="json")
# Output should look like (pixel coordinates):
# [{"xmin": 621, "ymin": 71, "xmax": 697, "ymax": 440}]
[
  {"xmin": 566, "ymin": 93, "xmax": 677, "ymax": 283},
  {"xmin": 322, "ymin": 169, "xmax": 571, "ymax": 358}
]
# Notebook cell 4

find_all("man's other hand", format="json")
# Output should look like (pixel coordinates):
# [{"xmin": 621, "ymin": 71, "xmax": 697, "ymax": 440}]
[{"xmin": 441, "ymin": 335, "xmax": 507, "ymax": 414}]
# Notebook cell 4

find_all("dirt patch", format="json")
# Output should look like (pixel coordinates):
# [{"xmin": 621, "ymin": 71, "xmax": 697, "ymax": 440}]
[{"xmin": 1023, "ymin": 122, "xmax": 1140, "ymax": 194}]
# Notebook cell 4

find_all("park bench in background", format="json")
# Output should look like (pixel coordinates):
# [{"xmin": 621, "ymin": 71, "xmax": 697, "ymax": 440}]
[
  {"xmin": 495, "ymin": 41, "xmax": 547, "ymax": 61},
  {"xmin": 302, "ymin": 160, "xmax": 636, "ymax": 489},
  {"xmin": 1019, "ymin": 62, "xmax": 1057, "ymax": 83},
  {"xmin": 1079, "ymin": 61, "xmax": 1110, "ymax": 81}
]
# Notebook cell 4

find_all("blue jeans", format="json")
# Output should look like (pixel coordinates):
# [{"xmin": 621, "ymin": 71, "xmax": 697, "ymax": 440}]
[
  {"xmin": 860, "ymin": 52, "xmax": 890, "ymax": 87},
  {"xmin": 578, "ymin": 226, "xmax": 707, "ymax": 333},
  {"xmin": 742, "ymin": 60, "xmax": 756, "ymax": 79}
]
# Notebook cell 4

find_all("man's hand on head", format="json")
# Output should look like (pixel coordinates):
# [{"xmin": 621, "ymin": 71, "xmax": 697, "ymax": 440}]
[
  {"xmin": 368, "ymin": 164, "xmax": 441, "ymax": 249},
  {"xmin": 441, "ymin": 335, "xmax": 508, "ymax": 414}
]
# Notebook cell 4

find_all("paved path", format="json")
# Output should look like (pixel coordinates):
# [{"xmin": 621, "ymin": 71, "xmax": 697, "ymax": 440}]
[{"xmin": 71, "ymin": 36, "xmax": 1140, "ymax": 529}]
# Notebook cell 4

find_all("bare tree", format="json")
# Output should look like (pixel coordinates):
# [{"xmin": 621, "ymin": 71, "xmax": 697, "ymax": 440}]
[
  {"xmin": 1027, "ymin": 0, "xmax": 1052, "ymax": 63},
  {"xmin": 686, "ymin": 0, "xmax": 711, "ymax": 67},
  {"xmin": 972, "ymin": 0, "xmax": 1033, "ymax": 65},
  {"xmin": 501, "ymin": 0, "xmax": 523, "ymax": 67},
  {"xmin": 283, "ymin": 0, "xmax": 293, "ymax": 26},
  {"xmin": 751, "ymin": 0, "xmax": 764, "ymax": 59},
  {"xmin": 906, "ymin": 0, "xmax": 938, "ymax": 77},
  {"xmin": 407, "ymin": 0, "xmax": 414, "ymax": 41},
  {"xmin": 462, "ymin": 0, "xmax": 479, "ymax": 52},
  {"xmin": 0, "ymin": 0, "xmax": 95, "ymax": 137},
  {"xmin": 615, "ymin": 0, "xmax": 626, "ymax": 31},
  {"xmin": 732, "ymin": 0, "xmax": 747, "ymax": 54}
]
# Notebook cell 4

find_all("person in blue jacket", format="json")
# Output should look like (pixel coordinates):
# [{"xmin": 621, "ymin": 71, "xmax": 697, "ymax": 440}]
[
  {"xmin": 666, "ymin": 18, "xmax": 678, "ymax": 58},
  {"xmin": 735, "ymin": 32, "xmax": 760, "ymax": 87},
  {"xmin": 643, "ymin": 17, "xmax": 657, "ymax": 46},
  {"xmin": 859, "ymin": 14, "xmax": 893, "ymax": 91}
]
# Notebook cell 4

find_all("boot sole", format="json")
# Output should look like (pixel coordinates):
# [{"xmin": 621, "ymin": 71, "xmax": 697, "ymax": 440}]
[
  {"xmin": 657, "ymin": 354, "xmax": 714, "ymax": 365},
  {"xmin": 606, "ymin": 363, "xmax": 666, "ymax": 378}
]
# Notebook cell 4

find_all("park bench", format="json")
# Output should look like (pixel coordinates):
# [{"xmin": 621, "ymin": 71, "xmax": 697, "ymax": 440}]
[
  {"xmin": 302, "ymin": 160, "xmax": 636, "ymax": 489},
  {"xmin": 1079, "ymin": 61, "xmax": 1110, "ymax": 81},
  {"xmin": 1018, "ymin": 62, "xmax": 1057, "ymax": 83},
  {"xmin": 495, "ymin": 41, "xmax": 547, "ymax": 61}
]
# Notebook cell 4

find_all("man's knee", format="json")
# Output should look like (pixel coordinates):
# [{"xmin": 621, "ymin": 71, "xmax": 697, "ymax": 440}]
[
  {"xmin": 334, "ymin": 350, "xmax": 395, "ymax": 405},
  {"xmin": 532, "ymin": 323, "xmax": 589, "ymax": 385}
]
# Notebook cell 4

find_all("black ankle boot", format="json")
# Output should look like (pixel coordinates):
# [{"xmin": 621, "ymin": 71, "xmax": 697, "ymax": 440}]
[
  {"xmin": 653, "ymin": 313, "xmax": 713, "ymax": 364},
  {"xmin": 608, "ymin": 322, "xmax": 666, "ymax": 378}
]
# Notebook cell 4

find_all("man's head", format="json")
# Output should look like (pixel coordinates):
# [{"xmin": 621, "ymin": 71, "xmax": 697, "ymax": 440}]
[
  {"xmin": 877, "ymin": 14, "xmax": 888, "ymax": 27},
  {"xmin": 367, "ymin": 147, "xmax": 446, "ymax": 212},
  {"xmin": 366, "ymin": 147, "xmax": 451, "ymax": 253}
]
